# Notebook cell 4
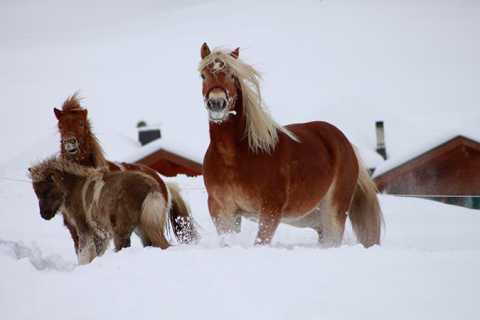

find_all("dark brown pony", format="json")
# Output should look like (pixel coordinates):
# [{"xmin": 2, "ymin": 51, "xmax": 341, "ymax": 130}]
[
  {"xmin": 30, "ymin": 157, "xmax": 174, "ymax": 264},
  {"xmin": 52, "ymin": 94, "xmax": 199, "ymax": 253},
  {"xmin": 199, "ymin": 43, "xmax": 383, "ymax": 247}
]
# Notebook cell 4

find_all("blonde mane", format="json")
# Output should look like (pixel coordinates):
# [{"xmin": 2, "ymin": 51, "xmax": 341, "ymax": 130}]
[
  {"xmin": 29, "ymin": 157, "xmax": 105, "ymax": 182},
  {"xmin": 198, "ymin": 49, "xmax": 298, "ymax": 153}
]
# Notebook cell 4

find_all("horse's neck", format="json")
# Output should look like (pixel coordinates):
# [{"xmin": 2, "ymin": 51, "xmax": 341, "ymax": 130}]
[
  {"xmin": 59, "ymin": 173, "xmax": 84, "ymax": 215},
  {"xmin": 60, "ymin": 133, "xmax": 105, "ymax": 168},
  {"xmin": 208, "ymin": 91, "xmax": 246, "ymax": 154}
]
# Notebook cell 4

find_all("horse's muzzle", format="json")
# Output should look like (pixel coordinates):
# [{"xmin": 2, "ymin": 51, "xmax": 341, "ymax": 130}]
[
  {"xmin": 62, "ymin": 137, "xmax": 79, "ymax": 155},
  {"xmin": 39, "ymin": 204, "xmax": 56, "ymax": 220},
  {"xmin": 205, "ymin": 89, "xmax": 234, "ymax": 123},
  {"xmin": 206, "ymin": 97, "xmax": 227, "ymax": 112}
]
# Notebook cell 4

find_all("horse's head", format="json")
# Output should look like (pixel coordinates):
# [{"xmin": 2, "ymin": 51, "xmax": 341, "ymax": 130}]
[
  {"xmin": 199, "ymin": 43, "xmax": 241, "ymax": 123},
  {"xmin": 29, "ymin": 168, "xmax": 65, "ymax": 220},
  {"xmin": 54, "ymin": 108, "xmax": 89, "ymax": 161}
]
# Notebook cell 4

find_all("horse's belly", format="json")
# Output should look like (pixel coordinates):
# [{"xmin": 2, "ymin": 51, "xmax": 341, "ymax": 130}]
[{"xmin": 281, "ymin": 205, "xmax": 326, "ymax": 228}]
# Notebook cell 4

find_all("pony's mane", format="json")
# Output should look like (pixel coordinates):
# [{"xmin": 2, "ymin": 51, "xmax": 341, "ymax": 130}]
[
  {"xmin": 59, "ymin": 94, "xmax": 108, "ymax": 168},
  {"xmin": 83, "ymin": 125, "xmax": 109, "ymax": 168},
  {"xmin": 198, "ymin": 49, "xmax": 298, "ymax": 153},
  {"xmin": 29, "ymin": 157, "xmax": 105, "ymax": 182},
  {"xmin": 62, "ymin": 93, "xmax": 83, "ymax": 111}
]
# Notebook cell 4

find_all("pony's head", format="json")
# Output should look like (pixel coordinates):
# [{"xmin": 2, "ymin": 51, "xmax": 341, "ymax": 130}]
[
  {"xmin": 199, "ymin": 43, "xmax": 241, "ymax": 123},
  {"xmin": 29, "ymin": 159, "xmax": 65, "ymax": 220},
  {"xmin": 54, "ymin": 94, "xmax": 89, "ymax": 160},
  {"xmin": 54, "ymin": 94, "xmax": 108, "ymax": 167}
]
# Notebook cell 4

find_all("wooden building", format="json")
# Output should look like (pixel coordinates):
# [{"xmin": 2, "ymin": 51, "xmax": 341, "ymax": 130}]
[
  {"xmin": 130, "ymin": 124, "xmax": 203, "ymax": 177},
  {"xmin": 135, "ymin": 148, "xmax": 202, "ymax": 177},
  {"xmin": 373, "ymin": 135, "xmax": 480, "ymax": 209}
]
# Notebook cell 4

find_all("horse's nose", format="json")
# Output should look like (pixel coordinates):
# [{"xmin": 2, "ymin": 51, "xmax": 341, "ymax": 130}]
[
  {"xmin": 207, "ymin": 98, "xmax": 227, "ymax": 112},
  {"xmin": 206, "ymin": 89, "xmax": 228, "ymax": 111},
  {"xmin": 62, "ymin": 136, "xmax": 79, "ymax": 154}
]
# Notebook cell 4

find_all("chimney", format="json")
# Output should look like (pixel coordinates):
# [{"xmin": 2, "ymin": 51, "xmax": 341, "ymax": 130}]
[
  {"xmin": 375, "ymin": 121, "xmax": 387, "ymax": 160},
  {"xmin": 137, "ymin": 121, "xmax": 161, "ymax": 146}
]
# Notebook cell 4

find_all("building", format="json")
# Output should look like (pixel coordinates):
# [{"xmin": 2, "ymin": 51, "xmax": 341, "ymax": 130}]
[
  {"xmin": 128, "ymin": 124, "xmax": 202, "ymax": 177},
  {"xmin": 135, "ymin": 148, "xmax": 202, "ymax": 176},
  {"xmin": 373, "ymin": 134, "xmax": 480, "ymax": 209}
]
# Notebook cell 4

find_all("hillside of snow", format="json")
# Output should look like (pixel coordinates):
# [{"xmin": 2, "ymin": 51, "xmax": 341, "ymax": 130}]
[{"xmin": 1, "ymin": 0, "xmax": 479, "ymax": 319}]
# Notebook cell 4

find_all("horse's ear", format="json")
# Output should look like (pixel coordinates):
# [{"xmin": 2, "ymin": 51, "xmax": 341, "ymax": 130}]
[
  {"xmin": 201, "ymin": 42, "xmax": 211, "ymax": 59},
  {"xmin": 54, "ymin": 108, "xmax": 63, "ymax": 120},
  {"xmin": 231, "ymin": 47, "xmax": 240, "ymax": 59}
]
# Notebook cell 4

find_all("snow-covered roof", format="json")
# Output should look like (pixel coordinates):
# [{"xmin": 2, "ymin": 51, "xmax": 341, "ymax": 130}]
[{"xmin": 373, "ymin": 130, "xmax": 480, "ymax": 177}]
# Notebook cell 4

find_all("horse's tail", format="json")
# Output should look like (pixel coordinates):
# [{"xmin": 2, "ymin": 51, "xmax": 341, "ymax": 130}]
[
  {"xmin": 349, "ymin": 149, "xmax": 384, "ymax": 247},
  {"xmin": 166, "ymin": 182, "xmax": 200, "ymax": 244},
  {"xmin": 139, "ymin": 191, "xmax": 170, "ymax": 249}
]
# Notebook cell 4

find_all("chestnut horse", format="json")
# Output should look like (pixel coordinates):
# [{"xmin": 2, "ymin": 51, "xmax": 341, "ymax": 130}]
[
  {"xmin": 30, "ymin": 157, "xmax": 175, "ymax": 264},
  {"xmin": 52, "ymin": 94, "xmax": 199, "ymax": 253},
  {"xmin": 199, "ymin": 43, "xmax": 383, "ymax": 247}
]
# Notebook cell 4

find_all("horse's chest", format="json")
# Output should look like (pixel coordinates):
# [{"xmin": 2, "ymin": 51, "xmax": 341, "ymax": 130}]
[{"xmin": 205, "ymin": 166, "xmax": 260, "ymax": 213}]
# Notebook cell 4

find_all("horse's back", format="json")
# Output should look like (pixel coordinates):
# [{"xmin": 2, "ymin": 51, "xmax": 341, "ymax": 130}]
[
  {"xmin": 279, "ymin": 121, "xmax": 359, "ymax": 214},
  {"xmin": 284, "ymin": 121, "xmax": 357, "ymax": 170},
  {"xmin": 103, "ymin": 170, "xmax": 163, "ymax": 209}
]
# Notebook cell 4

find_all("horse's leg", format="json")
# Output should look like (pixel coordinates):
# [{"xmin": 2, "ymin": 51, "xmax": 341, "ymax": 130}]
[
  {"xmin": 113, "ymin": 225, "xmax": 134, "ymax": 251},
  {"xmin": 254, "ymin": 211, "xmax": 281, "ymax": 245},
  {"xmin": 113, "ymin": 235, "xmax": 131, "ymax": 251},
  {"xmin": 93, "ymin": 235, "xmax": 109, "ymax": 256},
  {"xmin": 77, "ymin": 232, "xmax": 97, "ymax": 265},
  {"xmin": 62, "ymin": 215, "xmax": 79, "ymax": 254},
  {"xmin": 134, "ymin": 228, "xmax": 152, "ymax": 247},
  {"xmin": 318, "ymin": 198, "xmax": 347, "ymax": 248},
  {"xmin": 233, "ymin": 215, "xmax": 242, "ymax": 233},
  {"xmin": 208, "ymin": 196, "xmax": 239, "ymax": 235}
]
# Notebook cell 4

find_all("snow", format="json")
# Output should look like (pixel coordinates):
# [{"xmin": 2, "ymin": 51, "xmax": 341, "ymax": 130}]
[
  {"xmin": 1, "ymin": 175, "xmax": 479, "ymax": 320},
  {"xmin": 1, "ymin": 0, "xmax": 479, "ymax": 319}
]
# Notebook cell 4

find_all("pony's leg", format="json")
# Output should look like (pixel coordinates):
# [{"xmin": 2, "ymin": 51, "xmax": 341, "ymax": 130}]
[
  {"xmin": 94, "ymin": 235, "xmax": 109, "ymax": 256},
  {"xmin": 134, "ymin": 228, "xmax": 152, "ymax": 247},
  {"xmin": 113, "ymin": 233, "xmax": 132, "ymax": 252},
  {"xmin": 62, "ymin": 215, "xmax": 79, "ymax": 254},
  {"xmin": 77, "ymin": 233, "xmax": 97, "ymax": 265},
  {"xmin": 255, "ymin": 211, "xmax": 281, "ymax": 245},
  {"xmin": 113, "ymin": 235, "xmax": 130, "ymax": 251},
  {"xmin": 208, "ymin": 196, "xmax": 239, "ymax": 235}
]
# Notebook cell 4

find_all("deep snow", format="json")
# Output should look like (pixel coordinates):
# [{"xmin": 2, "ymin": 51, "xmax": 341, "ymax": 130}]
[{"xmin": 1, "ymin": 175, "xmax": 479, "ymax": 320}]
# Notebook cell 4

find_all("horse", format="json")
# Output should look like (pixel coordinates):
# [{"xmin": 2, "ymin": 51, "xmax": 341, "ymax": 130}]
[
  {"xmin": 52, "ymin": 94, "xmax": 199, "ymax": 253},
  {"xmin": 29, "ymin": 157, "xmax": 186, "ymax": 264},
  {"xmin": 198, "ymin": 43, "xmax": 383, "ymax": 247}
]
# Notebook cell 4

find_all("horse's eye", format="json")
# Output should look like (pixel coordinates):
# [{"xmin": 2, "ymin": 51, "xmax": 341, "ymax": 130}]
[{"xmin": 200, "ymin": 74, "xmax": 206, "ymax": 80}]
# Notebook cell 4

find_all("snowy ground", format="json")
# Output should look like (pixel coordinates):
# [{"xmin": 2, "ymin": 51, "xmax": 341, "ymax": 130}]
[
  {"xmin": 1, "ymin": 175, "xmax": 479, "ymax": 320},
  {"xmin": 1, "ymin": 0, "xmax": 479, "ymax": 319}
]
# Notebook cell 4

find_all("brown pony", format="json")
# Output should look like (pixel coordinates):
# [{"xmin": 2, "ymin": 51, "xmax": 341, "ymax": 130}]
[
  {"xmin": 29, "ymin": 157, "xmax": 176, "ymax": 264},
  {"xmin": 199, "ymin": 43, "xmax": 383, "ymax": 247},
  {"xmin": 52, "ymin": 94, "xmax": 199, "ymax": 252}
]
